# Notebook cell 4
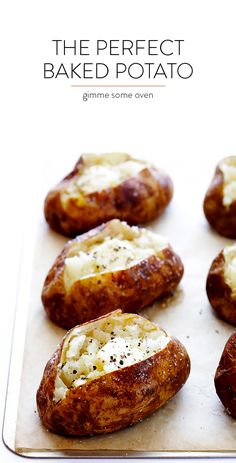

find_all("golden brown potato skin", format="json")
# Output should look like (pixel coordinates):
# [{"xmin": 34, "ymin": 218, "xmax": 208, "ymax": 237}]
[
  {"xmin": 36, "ymin": 331, "xmax": 190, "ymax": 436},
  {"xmin": 203, "ymin": 161, "xmax": 236, "ymax": 238},
  {"xmin": 206, "ymin": 251, "xmax": 236, "ymax": 325},
  {"xmin": 44, "ymin": 157, "xmax": 173, "ymax": 237},
  {"xmin": 42, "ymin": 224, "xmax": 184, "ymax": 329},
  {"xmin": 215, "ymin": 332, "xmax": 236, "ymax": 417}
]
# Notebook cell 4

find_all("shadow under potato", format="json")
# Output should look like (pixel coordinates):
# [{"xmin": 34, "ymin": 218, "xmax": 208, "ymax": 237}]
[{"xmin": 142, "ymin": 288, "xmax": 184, "ymax": 321}]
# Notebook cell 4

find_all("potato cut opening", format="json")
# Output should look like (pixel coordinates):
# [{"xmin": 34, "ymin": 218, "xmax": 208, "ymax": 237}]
[
  {"xmin": 62, "ymin": 152, "xmax": 151, "ymax": 198},
  {"xmin": 63, "ymin": 220, "xmax": 168, "ymax": 290},
  {"xmin": 220, "ymin": 157, "xmax": 236, "ymax": 206},
  {"xmin": 223, "ymin": 244, "xmax": 236, "ymax": 296},
  {"xmin": 53, "ymin": 311, "xmax": 170, "ymax": 403}
]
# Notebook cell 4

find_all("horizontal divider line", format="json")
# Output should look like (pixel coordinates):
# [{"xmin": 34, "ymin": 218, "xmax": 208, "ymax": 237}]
[{"xmin": 70, "ymin": 84, "xmax": 166, "ymax": 88}]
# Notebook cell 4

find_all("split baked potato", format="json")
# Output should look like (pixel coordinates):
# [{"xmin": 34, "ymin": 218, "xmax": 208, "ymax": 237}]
[
  {"xmin": 215, "ymin": 332, "xmax": 236, "ymax": 417},
  {"xmin": 36, "ymin": 310, "xmax": 191, "ymax": 436},
  {"xmin": 203, "ymin": 156, "xmax": 236, "ymax": 238},
  {"xmin": 206, "ymin": 243, "xmax": 236, "ymax": 325},
  {"xmin": 44, "ymin": 152, "xmax": 173, "ymax": 237},
  {"xmin": 42, "ymin": 219, "xmax": 184, "ymax": 329}
]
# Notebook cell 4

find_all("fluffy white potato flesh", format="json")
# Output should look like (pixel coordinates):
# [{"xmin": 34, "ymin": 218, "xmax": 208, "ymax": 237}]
[
  {"xmin": 223, "ymin": 243, "xmax": 236, "ymax": 296},
  {"xmin": 61, "ymin": 152, "xmax": 151, "ymax": 201},
  {"xmin": 53, "ymin": 311, "xmax": 170, "ymax": 403},
  {"xmin": 63, "ymin": 220, "xmax": 168, "ymax": 290},
  {"xmin": 220, "ymin": 157, "xmax": 236, "ymax": 206}
]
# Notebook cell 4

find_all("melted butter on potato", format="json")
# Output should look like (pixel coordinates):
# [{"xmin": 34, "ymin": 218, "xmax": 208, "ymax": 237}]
[
  {"xmin": 63, "ymin": 221, "xmax": 168, "ymax": 289},
  {"xmin": 61, "ymin": 152, "xmax": 151, "ymax": 201},
  {"xmin": 54, "ymin": 311, "xmax": 170, "ymax": 403},
  {"xmin": 223, "ymin": 244, "xmax": 236, "ymax": 296},
  {"xmin": 220, "ymin": 157, "xmax": 236, "ymax": 206}
]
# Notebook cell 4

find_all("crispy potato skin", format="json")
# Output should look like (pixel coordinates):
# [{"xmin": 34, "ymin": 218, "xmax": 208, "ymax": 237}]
[
  {"xmin": 44, "ymin": 157, "xmax": 173, "ymax": 237},
  {"xmin": 203, "ymin": 164, "xmax": 236, "ymax": 238},
  {"xmin": 36, "ymin": 333, "xmax": 190, "ymax": 436},
  {"xmin": 206, "ymin": 251, "xmax": 236, "ymax": 325},
  {"xmin": 215, "ymin": 332, "xmax": 236, "ymax": 417},
  {"xmin": 42, "ymin": 224, "xmax": 184, "ymax": 329}
]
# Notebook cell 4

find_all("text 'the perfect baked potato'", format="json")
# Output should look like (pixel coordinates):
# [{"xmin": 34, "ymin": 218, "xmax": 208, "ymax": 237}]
[
  {"xmin": 42, "ymin": 219, "xmax": 184, "ymax": 329},
  {"xmin": 37, "ymin": 310, "xmax": 190, "ymax": 436},
  {"xmin": 215, "ymin": 332, "xmax": 236, "ymax": 417},
  {"xmin": 206, "ymin": 243, "xmax": 236, "ymax": 325},
  {"xmin": 203, "ymin": 156, "xmax": 236, "ymax": 238},
  {"xmin": 44, "ymin": 152, "xmax": 173, "ymax": 237}
]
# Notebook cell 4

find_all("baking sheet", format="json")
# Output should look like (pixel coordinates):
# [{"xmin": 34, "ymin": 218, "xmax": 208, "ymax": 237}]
[{"xmin": 4, "ymin": 158, "xmax": 236, "ymax": 456}]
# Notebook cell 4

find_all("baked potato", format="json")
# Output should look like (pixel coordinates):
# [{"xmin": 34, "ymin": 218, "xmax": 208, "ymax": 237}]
[
  {"xmin": 44, "ymin": 152, "xmax": 173, "ymax": 237},
  {"xmin": 42, "ymin": 219, "xmax": 184, "ymax": 329},
  {"xmin": 215, "ymin": 332, "xmax": 236, "ymax": 417},
  {"xmin": 206, "ymin": 243, "xmax": 236, "ymax": 325},
  {"xmin": 203, "ymin": 156, "xmax": 236, "ymax": 238},
  {"xmin": 36, "ymin": 310, "xmax": 190, "ymax": 436}
]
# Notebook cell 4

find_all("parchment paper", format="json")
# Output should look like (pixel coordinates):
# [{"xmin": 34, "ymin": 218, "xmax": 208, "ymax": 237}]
[{"xmin": 15, "ymin": 160, "xmax": 236, "ymax": 453}]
